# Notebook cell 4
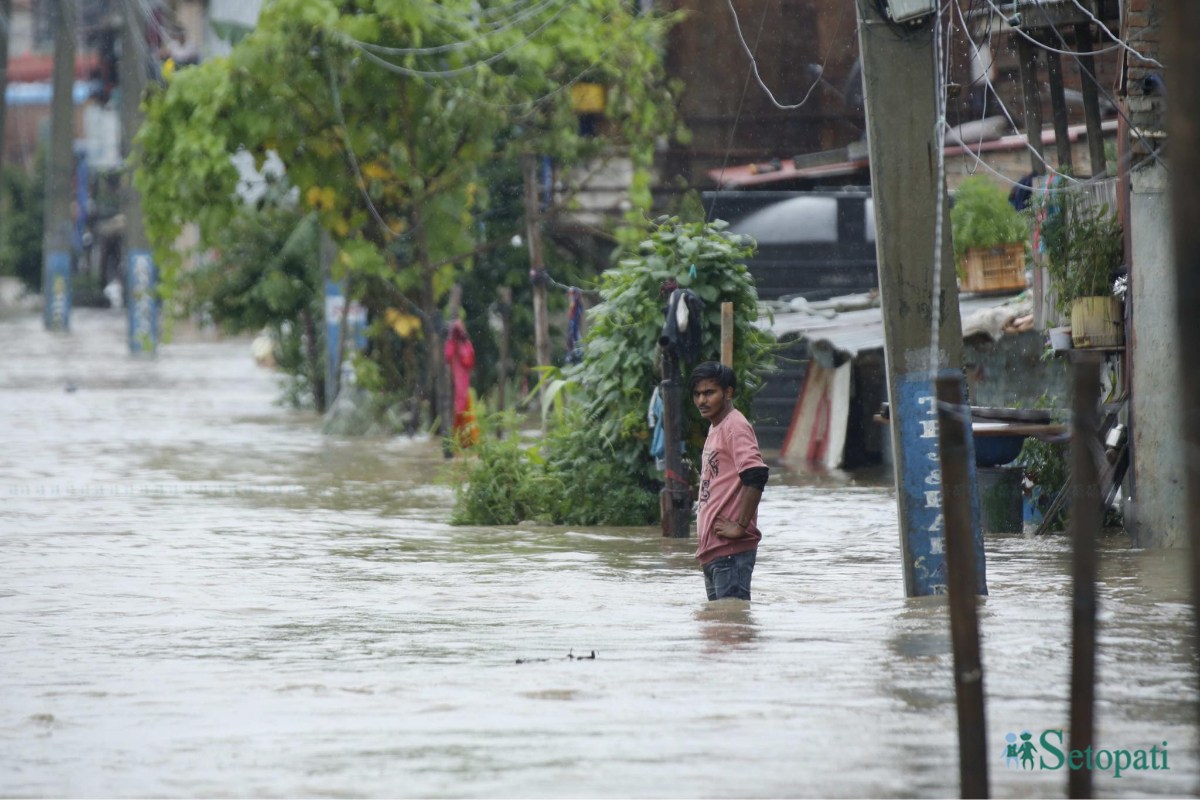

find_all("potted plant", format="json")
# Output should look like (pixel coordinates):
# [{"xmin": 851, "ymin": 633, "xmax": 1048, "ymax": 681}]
[
  {"xmin": 1039, "ymin": 190, "xmax": 1124, "ymax": 348},
  {"xmin": 950, "ymin": 176, "xmax": 1029, "ymax": 293}
]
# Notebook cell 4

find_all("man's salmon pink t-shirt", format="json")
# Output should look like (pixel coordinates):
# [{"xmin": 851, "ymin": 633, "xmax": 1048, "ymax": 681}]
[{"xmin": 695, "ymin": 407, "xmax": 766, "ymax": 565}]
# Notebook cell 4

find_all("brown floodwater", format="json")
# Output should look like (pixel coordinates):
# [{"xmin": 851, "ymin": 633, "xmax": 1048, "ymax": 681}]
[{"xmin": 1, "ymin": 308, "xmax": 1196, "ymax": 797}]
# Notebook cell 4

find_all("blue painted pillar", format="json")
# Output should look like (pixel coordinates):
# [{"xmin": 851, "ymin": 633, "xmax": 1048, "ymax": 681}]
[
  {"xmin": 324, "ymin": 280, "xmax": 368, "ymax": 408},
  {"xmin": 893, "ymin": 371, "xmax": 987, "ymax": 596},
  {"xmin": 43, "ymin": 252, "xmax": 72, "ymax": 332},
  {"xmin": 127, "ymin": 251, "xmax": 160, "ymax": 354}
]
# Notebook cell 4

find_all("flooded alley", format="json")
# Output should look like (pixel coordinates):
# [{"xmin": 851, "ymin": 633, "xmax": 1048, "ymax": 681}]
[{"xmin": 1, "ymin": 309, "xmax": 1196, "ymax": 798}]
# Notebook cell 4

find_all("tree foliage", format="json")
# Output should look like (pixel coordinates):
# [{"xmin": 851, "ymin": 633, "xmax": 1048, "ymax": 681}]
[{"xmin": 135, "ymin": 0, "xmax": 680, "ymax": 422}]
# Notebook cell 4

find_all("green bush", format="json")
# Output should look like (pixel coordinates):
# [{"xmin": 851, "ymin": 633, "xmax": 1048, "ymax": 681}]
[
  {"xmin": 1037, "ymin": 191, "xmax": 1123, "ymax": 316},
  {"xmin": 450, "ymin": 216, "xmax": 776, "ymax": 526},
  {"xmin": 951, "ymin": 175, "xmax": 1027, "ymax": 260},
  {"xmin": 1, "ymin": 158, "xmax": 45, "ymax": 291}
]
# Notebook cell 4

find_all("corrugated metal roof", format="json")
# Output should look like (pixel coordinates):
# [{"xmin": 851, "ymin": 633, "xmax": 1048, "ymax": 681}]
[{"xmin": 760, "ymin": 293, "xmax": 1027, "ymax": 359}]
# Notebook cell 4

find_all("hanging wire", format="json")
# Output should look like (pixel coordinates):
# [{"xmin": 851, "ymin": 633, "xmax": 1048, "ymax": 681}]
[
  {"xmin": 336, "ymin": 0, "xmax": 581, "ymax": 80},
  {"xmin": 725, "ymin": 0, "xmax": 840, "ymax": 111},
  {"xmin": 711, "ymin": 0, "xmax": 854, "ymax": 197},
  {"xmin": 708, "ymin": 1, "xmax": 769, "ymax": 206},
  {"xmin": 326, "ymin": 57, "xmax": 408, "ymax": 241},
  {"xmin": 426, "ymin": 0, "xmax": 549, "ymax": 27},
  {"xmin": 1012, "ymin": 0, "xmax": 1169, "ymax": 172},
  {"xmin": 1067, "ymin": 0, "xmax": 1164, "ymax": 68},
  {"xmin": 929, "ymin": 0, "xmax": 952, "ymax": 373},
  {"xmin": 353, "ymin": 0, "xmax": 565, "ymax": 56}
]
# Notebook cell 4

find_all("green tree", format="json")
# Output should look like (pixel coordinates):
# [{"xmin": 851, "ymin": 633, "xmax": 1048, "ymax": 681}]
[
  {"xmin": 136, "ymin": 0, "xmax": 680, "ymax": 427},
  {"xmin": 1, "ymin": 155, "xmax": 45, "ymax": 291},
  {"xmin": 183, "ymin": 195, "xmax": 327, "ymax": 410}
]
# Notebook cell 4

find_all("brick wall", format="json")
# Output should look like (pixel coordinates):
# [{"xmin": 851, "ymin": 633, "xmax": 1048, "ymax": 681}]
[{"xmin": 1123, "ymin": 0, "xmax": 1167, "ymax": 153}]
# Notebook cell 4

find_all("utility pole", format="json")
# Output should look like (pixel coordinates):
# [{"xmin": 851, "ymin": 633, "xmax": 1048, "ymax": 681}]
[
  {"xmin": 1, "ymin": 0, "xmax": 11, "ymax": 256},
  {"xmin": 1, "ymin": 0, "xmax": 10, "ymax": 165},
  {"xmin": 523, "ymin": 153, "xmax": 551, "ymax": 416},
  {"xmin": 120, "ymin": 0, "xmax": 158, "ymax": 353},
  {"xmin": 1163, "ymin": 0, "xmax": 1200, "ymax": 689},
  {"xmin": 42, "ymin": 0, "xmax": 76, "ymax": 331},
  {"xmin": 856, "ymin": 0, "xmax": 983, "ymax": 597}
]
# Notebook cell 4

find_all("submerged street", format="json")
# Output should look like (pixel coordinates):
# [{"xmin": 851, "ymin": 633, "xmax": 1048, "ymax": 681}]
[{"xmin": 1, "ymin": 308, "xmax": 1196, "ymax": 797}]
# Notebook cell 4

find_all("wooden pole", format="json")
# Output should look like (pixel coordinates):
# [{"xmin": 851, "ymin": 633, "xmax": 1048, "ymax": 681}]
[
  {"xmin": 857, "ymin": 1, "xmax": 970, "ymax": 596},
  {"xmin": 936, "ymin": 374, "xmax": 990, "ymax": 800},
  {"xmin": 1068, "ymin": 355, "xmax": 1101, "ymax": 799},
  {"xmin": 1044, "ymin": 49, "xmax": 1073, "ymax": 172},
  {"xmin": 720, "ymin": 302, "xmax": 734, "ymax": 367},
  {"xmin": 1016, "ymin": 36, "xmax": 1046, "ymax": 175},
  {"xmin": 1073, "ymin": 24, "xmax": 1107, "ymax": 178},
  {"xmin": 1163, "ymin": 0, "xmax": 1200, "ymax": 759},
  {"xmin": 659, "ymin": 340, "xmax": 689, "ymax": 538}
]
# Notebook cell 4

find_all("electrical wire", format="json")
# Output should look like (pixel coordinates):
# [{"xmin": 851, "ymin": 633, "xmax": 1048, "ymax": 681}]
[
  {"xmin": 337, "ymin": 0, "xmax": 580, "ymax": 80},
  {"xmin": 1068, "ymin": 0, "xmax": 1164, "ymax": 68},
  {"xmin": 1018, "ymin": 0, "xmax": 1169, "ymax": 172},
  {"xmin": 326, "ymin": 58, "xmax": 408, "ymax": 241},
  {"xmin": 725, "ymin": 0, "xmax": 840, "ymax": 111},
  {"xmin": 708, "ymin": 1, "xmax": 768, "ymax": 206},
  {"xmin": 353, "ymin": 0, "xmax": 565, "ymax": 56},
  {"xmin": 929, "ymin": 0, "xmax": 951, "ymax": 371}
]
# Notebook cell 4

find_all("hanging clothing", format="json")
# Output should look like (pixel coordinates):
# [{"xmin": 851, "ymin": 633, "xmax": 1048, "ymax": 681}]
[
  {"xmin": 660, "ymin": 288, "xmax": 704, "ymax": 364},
  {"xmin": 444, "ymin": 320, "xmax": 478, "ymax": 446},
  {"xmin": 565, "ymin": 287, "xmax": 584, "ymax": 364}
]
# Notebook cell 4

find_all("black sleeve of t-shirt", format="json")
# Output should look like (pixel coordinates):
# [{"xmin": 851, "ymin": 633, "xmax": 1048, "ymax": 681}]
[{"xmin": 739, "ymin": 466, "xmax": 769, "ymax": 490}]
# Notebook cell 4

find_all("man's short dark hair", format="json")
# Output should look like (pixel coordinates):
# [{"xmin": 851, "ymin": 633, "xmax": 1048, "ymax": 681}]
[{"xmin": 689, "ymin": 361, "xmax": 736, "ymax": 393}]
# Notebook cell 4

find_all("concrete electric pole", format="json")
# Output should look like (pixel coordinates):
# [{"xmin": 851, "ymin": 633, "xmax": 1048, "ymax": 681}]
[{"xmin": 855, "ymin": 0, "xmax": 985, "ymax": 598}]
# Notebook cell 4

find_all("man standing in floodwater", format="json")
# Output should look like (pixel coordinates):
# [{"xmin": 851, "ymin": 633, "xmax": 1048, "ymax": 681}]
[{"xmin": 690, "ymin": 362, "xmax": 769, "ymax": 601}]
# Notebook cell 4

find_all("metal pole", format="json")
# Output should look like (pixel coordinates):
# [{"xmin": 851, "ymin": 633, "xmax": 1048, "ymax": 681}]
[
  {"xmin": 1068, "ymin": 355, "xmax": 1101, "ymax": 799},
  {"xmin": 936, "ymin": 374, "xmax": 989, "ymax": 799},
  {"xmin": 1163, "ymin": 0, "xmax": 1200, "ymax": 739}
]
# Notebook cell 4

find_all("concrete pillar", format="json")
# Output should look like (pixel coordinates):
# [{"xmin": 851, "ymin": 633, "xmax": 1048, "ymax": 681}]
[{"xmin": 1129, "ymin": 162, "xmax": 1185, "ymax": 547}]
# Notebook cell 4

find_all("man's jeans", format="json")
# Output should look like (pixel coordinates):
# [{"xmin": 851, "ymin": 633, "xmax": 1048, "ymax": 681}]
[{"xmin": 702, "ymin": 550, "xmax": 756, "ymax": 601}]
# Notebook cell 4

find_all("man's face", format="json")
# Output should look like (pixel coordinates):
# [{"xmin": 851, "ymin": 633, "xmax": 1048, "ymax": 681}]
[{"xmin": 692, "ymin": 378, "xmax": 732, "ymax": 422}]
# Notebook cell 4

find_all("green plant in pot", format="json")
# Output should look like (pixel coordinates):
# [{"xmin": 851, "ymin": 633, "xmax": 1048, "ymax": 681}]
[
  {"xmin": 1038, "ymin": 189, "xmax": 1124, "ymax": 347},
  {"xmin": 950, "ymin": 176, "xmax": 1028, "ymax": 292}
]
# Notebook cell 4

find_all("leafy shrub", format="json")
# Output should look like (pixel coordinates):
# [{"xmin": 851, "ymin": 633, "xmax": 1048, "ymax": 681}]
[
  {"xmin": 450, "ymin": 216, "xmax": 776, "ymax": 526},
  {"xmin": 1037, "ymin": 191, "xmax": 1123, "ymax": 316},
  {"xmin": 951, "ymin": 175, "xmax": 1027, "ymax": 260}
]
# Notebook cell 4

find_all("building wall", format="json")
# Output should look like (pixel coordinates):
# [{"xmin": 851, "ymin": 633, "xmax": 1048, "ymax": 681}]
[
  {"xmin": 1119, "ymin": 0, "xmax": 1180, "ymax": 547},
  {"xmin": 660, "ymin": 0, "xmax": 861, "ymax": 190}
]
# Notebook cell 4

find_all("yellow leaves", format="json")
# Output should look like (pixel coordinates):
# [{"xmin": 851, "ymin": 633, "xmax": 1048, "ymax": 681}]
[
  {"xmin": 162, "ymin": 58, "xmax": 176, "ymax": 81},
  {"xmin": 384, "ymin": 309, "xmax": 422, "ymax": 339},
  {"xmin": 305, "ymin": 185, "xmax": 337, "ymax": 211},
  {"xmin": 361, "ymin": 160, "xmax": 391, "ymax": 182}
]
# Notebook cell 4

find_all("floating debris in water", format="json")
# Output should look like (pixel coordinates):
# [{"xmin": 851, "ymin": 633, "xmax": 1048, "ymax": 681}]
[{"xmin": 516, "ymin": 649, "xmax": 597, "ymax": 664}]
